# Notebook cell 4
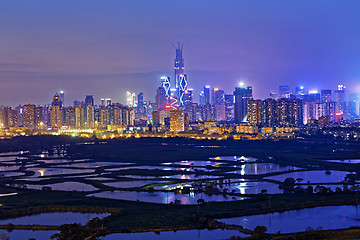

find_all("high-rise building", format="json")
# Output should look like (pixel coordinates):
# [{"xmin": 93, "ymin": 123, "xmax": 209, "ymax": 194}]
[
  {"xmin": 7, "ymin": 109, "xmax": 18, "ymax": 127},
  {"xmin": 35, "ymin": 106, "xmax": 44, "ymax": 129},
  {"xmin": 126, "ymin": 91, "xmax": 136, "ymax": 107},
  {"xmin": 224, "ymin": 94, "xmax": 235, "ymax": 122},
  {"xmin": 59, "ymin": 91, "xmax": 65, "ymax": 107},
  {"xmin": 247, "ymin": 99, "xmax": 262, "ymax": 125},
  {"xmin": 261, "ymin": 98, "xmax": 277, "ymax": 126},
  {"xmin": 203, "ymin": 86, "xmax": 211, "ymax": 105},
  {"xmin": 100, "ymin": 107, "xmax": 109, "ymax": 129},
  {"xmin": 23, "ymin": 104, "xmax": 36, "ymax": 129},
  {"xmin": 0, "ymin": 108, "xmax": 7, "ymax": 127},
  {"xmin": 295, "ymin": 86, "xmax": 305, "ymax": 98},
  {"xmin": 276, "ymin": 98, "xmax": 289, "ymax": 124},
  {"xmin": 170, "ymin": 109, "xmax": 184, "ymax": 132},
  {"xmin": 288, "ymin": 98, "xmax": 303, "ymax": 125},
  {"xmin": 161, "ymin": 76, "xmax": 171, "ymax": 97},
  {"xmin": 137, "ymin": 93, "xmax": 144, "ymax": 109},
  {"xmin": 155, "ymin": 87, "xmax": 167, "ymax": 110},
  {"xmin": 279, "ymin": 85, "xmax": 290, "ymax": 98},
  {"xmin": 85, "ymin": 95, "xmax": 94, "ymax": 106},
  {"xmin": 173, "ymin": 43, "xmax": 187, "ymax": 108},
  {"xmin": 321, "ymin": 90, "xmax": 332, "ymax": 102},
  {"xmin": 199, "ymin": 90, "xmax": 205, "ymax": 105},
  {"xmin": 183, "ymin": 89, "xmax": 193, "ymax": 106},
  {"xmin": 234, "ymin": 85, "xmax": 252, "ymax": 123},
  {"xmin": 64, "ymin": 107, "xmax": 76, "ymax": 128},
  {"xmin": 86, "ymin": 105, "xmax": 95, "ymax": 128},
  {"xmin": 75, "ymin": 106, "xmax": 85, "ymax": 129},
  {"xmin": 335, "ymin": 85, "xmax": 346, "ymax": 114},
  {"xmin": 50, "ymin": 93, "xmax": 62, "ymax": 128},
  {"xmin": 212, "ymin": 88, "xmax": 225, "ymax": 104}
]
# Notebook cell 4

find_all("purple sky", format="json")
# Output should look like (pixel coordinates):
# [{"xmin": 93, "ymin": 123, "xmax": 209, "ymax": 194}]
[{"xmin": 1, "ymin": 0, "xmax": 360, "ymax": 107}]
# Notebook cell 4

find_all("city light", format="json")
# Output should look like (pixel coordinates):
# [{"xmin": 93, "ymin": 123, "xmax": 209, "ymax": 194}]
[{"xmin": 239, "ymin": 82, "xmax": 244, "ymax": 87}]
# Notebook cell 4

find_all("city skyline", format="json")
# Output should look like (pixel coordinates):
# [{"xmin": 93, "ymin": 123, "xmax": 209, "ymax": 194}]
[{"xmin": 1, "ymin": 1, "xmax": 360, "ymax": 106}]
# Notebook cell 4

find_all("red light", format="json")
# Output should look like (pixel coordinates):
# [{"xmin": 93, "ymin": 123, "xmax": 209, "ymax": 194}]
[
  {"xmin": 335, "ymin": 113, "xmax": 342, "ymax": 116},
  {"xmin": 165, "ymin": 105, "xmax": 171, "ymax": 109}
]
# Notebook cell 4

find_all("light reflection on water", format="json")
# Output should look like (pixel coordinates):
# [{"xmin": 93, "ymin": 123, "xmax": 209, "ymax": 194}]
[
  {"xmin": 88, "ymin": 191, "xmax": 247, "ymax": 204},
  {"xmin": 219, "ymin": 205, "xmax": 360, "ymax": 233}
]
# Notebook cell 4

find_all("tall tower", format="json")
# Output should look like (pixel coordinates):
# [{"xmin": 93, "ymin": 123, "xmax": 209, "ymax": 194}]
[
  {"xmin": 234, "ymin": 85, "xmax": 252, "ymax": 123},
  {"xmin": 59, "ymin": 91, "xmax": 65, "ymax": 107},
  {"xmin": 173, "ymin": 42, "xmax": 187, "ymax": 108},
  {"xmin": 50, "ymin": 93, "xmax": 62, "ymax": 128}
]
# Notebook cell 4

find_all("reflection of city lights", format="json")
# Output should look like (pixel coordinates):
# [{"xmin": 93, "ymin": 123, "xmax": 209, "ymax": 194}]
[{"xmin": 37, "ymin": 169, "xmax": 46, "ymax": 177}]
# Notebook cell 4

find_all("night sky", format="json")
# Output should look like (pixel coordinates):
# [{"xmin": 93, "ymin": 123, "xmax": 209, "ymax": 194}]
[{"xmin": 1, "ymin": 0, "xmax": 360, "ymax": 107}]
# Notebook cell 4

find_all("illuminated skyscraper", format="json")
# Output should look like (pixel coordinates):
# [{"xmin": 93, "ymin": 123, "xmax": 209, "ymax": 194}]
[
  {"xmin": 212, "ymin": 88, "xmax": 225, "ymax": 104},
  {"xmin": 100, "ymin": 107, "xmax": 109, "ymax": 129},
  {"xmin": 234, "ymin": 85, "xmax": 252, "ymax": 123},
  {"xmin": 23, "ymin": 104, "xmax": 36, "ymax": 129},
  {"xmin": 203, "ymin": 86, "xmax": 211, "ymax": 105},
  {"xmin": 59, "ymin": 91, "xmax": 65, "ymax": 107},
  {"xmin": 75, "ymin": 106, "xmax": 85, "ymax": 129},
  {"xmin": 173, "ymin": 43, "xmax": 187, "ymax": 108},
  {"xmin": 261, "ymin": 98, "xmax": 277, "ymax": 126},
  {"xmin": 224, "ymin": 94, "xmax": 235, "ymax": 122},
  {"xmin": 50, "ymin": 93, "xmax": 62, "ymax": 128},
  {"xmin": 156, "ymin": 87, "xmax": 167, "ymax": 110},
  {"xmin": 335, "ymin": 85, "xmax": 346, "ymax": 114},
  {"xmin": 64, "ymin": 107, "xmax": 76, "ymax": 128},
  {"xmin": 161, "ymin": 76, "xmax": 171, "ymax": 97},
  {"xmin": 247, "ymin": 99, "xmax": 262, "ymax": 125},
  {"xmin": 86, "ymin": 105, "xmax": 95, "ymax": 128},
  {"xmin": 295, "ymin": 86, "xmax": 305, "ymax": 98},
  {"xmin": 321, "ymin": 90, "xmax": 332, "ymax": 102},
  {"xmin": 0, "ymin": 108, "xmax": 7, "ymax": 127},
  {"xmin": 170, "ymin": 109, "xmax": 184, "ymax": 132}
]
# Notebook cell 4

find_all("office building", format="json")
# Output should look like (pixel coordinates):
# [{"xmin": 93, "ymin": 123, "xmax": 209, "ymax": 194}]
[
  {"xmin": 170, "ymin": 109, "xmax": 184, "ymax": 132},
  {"xmin": 234, "ymin": 85, "xmax": 252, "ymax": 123}
]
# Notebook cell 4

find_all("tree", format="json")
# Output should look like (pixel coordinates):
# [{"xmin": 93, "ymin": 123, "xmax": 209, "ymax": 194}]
[
  {"xmin": 252, "ymin": 226, "xmax": 267, "ymax": 238},
  {"xmin": 197, "ymin": 199, "xmax": 205, "ymax": 205}
]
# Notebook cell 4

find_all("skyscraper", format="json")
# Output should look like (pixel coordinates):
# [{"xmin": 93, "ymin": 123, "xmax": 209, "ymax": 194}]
[
  {"xmin": 212, "ymin": 88, "xmax": 225, "ymax": 104},
  {"xmin": 173, "ymin": 43, "xmax": 187, "ymax": 108},
  {"xmin": 170, "ymin": 109, "xmax": 184, "ymax": 132},
  {"xmin": 247, "ymin": 99, "xmax": 262, "ymax": 125},
  {"xmin": 50, "ymin": 93, "xmax": 62, "ymax": 128},
  {"xmin": 295, "ymin": 86, "xmax": 305, "ymax": 98},
  {"xmin": 224, "ymin": 94, "xmax": 235, "ymax": 122},
  {"xmin": 155, "ymin": 87, "xmax": 167, "ymax": 110},
  {"xmin": 234, "ymin": 85, "xmax": 252, "ymax": 123},
  {"xmin": 161, "ymin": 76, "xmax": 171, "ymax": 97},
  {"xmin": 335, "ymin": 85, "xmax": 346, "ymax": 114},
  {"xmin": 59, "ymin": 91, "xmax": 65, "ymax": 107},
  {"xmin": 203, "ymin": 86, "xmax": 211, "ymax": 105},
  {"xmin": 321, "ymin": 90, "xmax": 332, "ymax": 102},
  {"xmin": 183, "ymin": 89, "xmax": 193, "ymax": 106},
  {"xmin": 23, "ymin": 104, "xmax": 36, "ymax": 129},
  {"xmin": 85, "ymin": 95, "xmax": 94, "ymax": 106},
  {"xmin": 64, "ymin": 107, "xmax": 76, "ymax": 128},
  {"xmin": 279, "ymin": 85, "xmax": 290, "ymax": 98}
]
